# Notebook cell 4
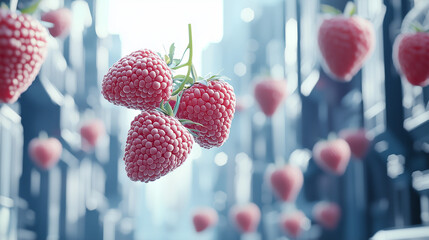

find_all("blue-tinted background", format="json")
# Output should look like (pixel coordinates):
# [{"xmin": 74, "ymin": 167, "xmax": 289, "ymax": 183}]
[{"xmin": 1, "ymin": 0, "xmax": 429, "ymax": 239}]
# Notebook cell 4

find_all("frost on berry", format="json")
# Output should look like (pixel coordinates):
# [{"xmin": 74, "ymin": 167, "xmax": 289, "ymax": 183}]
[
  {"xmin": 0, "ymin": 10, "xmax": 49, "ymax": 103},
  {"xmin": 124, "ymin": 110, "xmax": 193, "ymax": 182},
  {"xmin": 101, "ymin": 49, "xmax": 173, "ymax": 110},
  {"xmin": 177, "ymin": 81, "xmax": 236, "ymax": 149}
]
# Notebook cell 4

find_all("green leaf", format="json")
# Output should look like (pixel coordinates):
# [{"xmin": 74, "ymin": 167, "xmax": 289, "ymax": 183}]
[
  {"xmin": 179, "ymin": 119, "xmax": 204, "ymax": 127},
  {"xmin": 199, "ymin": 79, "xmax": 209, "ymax": 86},
  {"xmin": 206, "ymin": 72, "xmax": 231, "ymax": 81},
  {"xmin": 173, "ymin": 75, "xmax": 187, "ymax": 80},
  {"xmin": 20, "ymin": 0, "xmax": 42, "ymax": 14},
  {"xmin": 159, "ymin": 100, "xmax": 166, "ymax": 111},
  {"xmin": 1, "ymin": 3, "xmax": 8, "ymax": 9},
  {"xmin": 188, "ymin": 128, "xmax": 200, "ymax": 133},
  {"xmin": 218, "ymin": 75, "xmax": 231, "ymax": 81},
  {"xmin": 343, "ymin": 1, "xmax": 356, "ymax": 17},
  {"xmin": 411, "ymin": 22, "xmax": 424, "ymax": 32},
  {"xmin": 168, "ymin": 44, "xmax": 175, "ymax": 63},
  {"xmin": 169, "ymin": 59, "xmax": 181, "ymax": 68},
  {"xmin": 156, "ymin": 107, "xmax": 165, "ymax": 114},
  {"xmin": 164, "ymin": 55, "xmax": 171, "ymax": 65},
  {"xmin": 172, "ymin": 75, "xmax": 193, "ymax": 92},
  {"xmin": 191, "ymin": 65, "xmax": 198, "ymax": 82},
  {"xmin": 188, "ymin": 130, "xmax": 199, "ymax": 138},
  {"xmin": 164, "ymin": 101, "xmax": 174, "ymax": 116},
  {"xmin": 321, "ymin": 4, "xmax": 341, "ymax": 15},
  {"xmin": 171, "ymin": 48, "xmax": 190, "ymax": 70},
  {"xmin": 173, "ymin": 91, "xmax": 183, "ymax": 116}
]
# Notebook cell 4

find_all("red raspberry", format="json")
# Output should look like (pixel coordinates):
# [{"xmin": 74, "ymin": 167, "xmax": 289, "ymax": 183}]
[
  {"xmin": 395, "ymin": 32, "xmax": 429, "ymax": 86},
  {"xmin": 28, "ymin": 137, "xmax": 62, "ymax": 170},
  {"xmin": 254, "ymin": 79, "xmax": 287, "ymax": 116},
  {"xmin": 80, "ymin": 119, "xmax": 106, "ymax": 150},
  {"xmin": 177, "ymin": 80, "xmax": 236, "ymax": 149},
  {"xmin": 313, "ymin": 202, "xmax": 341, "ymax": 229},
  {"xmin": 101, "ymin": 49, "xmax": 173, "ymax": 110},
  {"xmin": 124, "ymin": 110, "xmax": 193, "ymax": 182},
  {"xmin": 230, "ymin": 203, "xmax": 261, "ymax": 233},
  {"xmin": 192, "ymin": 207, "xmax": 218, "ymax": 232},
  {"xmin": 270, "ymin": 165, "xmax": 303, "ymax": 202},
  {"xmin": 0, "ymin": 9, "xmax": 49, "ymax": 103},
  {"xmin": 41, "ymin": 8, "xmax": 72, "ymax": 38},
  {"xmin": 312, "ymin": 139, "xmax": 351, "ymax": 175},
  {"xmin": 318, "ymin": 16, "xmax": 375, "ymax": 81},
  {"xmin": 339, "ymin": 128, "xmax": 371, "ymax": 159},
  {"xmin": 280, "ymin": 211, "xmax": 307, "ymax": 238}
]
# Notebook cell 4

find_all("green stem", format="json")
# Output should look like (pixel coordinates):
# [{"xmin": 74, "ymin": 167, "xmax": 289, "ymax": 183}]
[
  {"xmin": 191, "ymin": 65, "xmax": 198, "ymax": 83},
  {"xmin": 321, "ymin": 4, "xmax": 341, "ymax": 15},
  {"xmin": 173, "ymin": 62, "xmax": 189, "ymax": 70},
  {"xmin": 344, "ymin": 1, "xmax": 356, "ymax": 17},
  {"xmin": 10, "ymin": 0, "xmax": 18, "ymax": 12},
  {"xmin": 172, "ymin": 24, "xmax": 194, "ymax": 96},
  {"xmin": 411, "ymin": 22, "xmax": 424, "ymax": 32}
]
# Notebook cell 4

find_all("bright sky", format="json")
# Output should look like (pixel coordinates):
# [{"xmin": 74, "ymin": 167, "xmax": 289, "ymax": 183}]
[{"xmin": 107, "ymin": 0, "xmax": 224, "ymax": 72}]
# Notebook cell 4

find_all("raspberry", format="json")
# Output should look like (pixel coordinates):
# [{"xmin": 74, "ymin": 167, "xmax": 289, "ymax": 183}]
[
  {"xmin": 280, "ymin": 211, "xmax": 307, "ymax": 238},
  {"xmin": 41, "ymin": 8, "xmax": 72, "ymax": 38},
  {"xmin": 0, "ymin": 9, "xmax": 48, "ymax": 103},
  {"xmin": 339, "ymin": 128, "xmax": 371, "ymax": 159},
  {"xmin": 313, "ymin": 202, "xmax": 341, "ymax": 229},
  {"xmin": 28, "ymin": 137, "xmax": 62, "ymax": 169},
  {"xmin": 313, "ymin": 139, "xmax": 351, "ymax": 175},
  {"xmin": 254, "ymin": 79, "xmax": 287, "ymax": 116},
  {"xmin": 230, "ymin": 203, "xmax": 261, "ymax": 233},
  {"xmin": 192, "ymin": 207, "xmax": 218, "ymax": 233},
  {"xmin": 395, "ymin": 32, "xmax": 429, "ymax": 86},
  {"xmin": 101, "ymin": 49, "xmax": 173, "ymax": 110},
  {"xmin": 124, "ymin": 110, "xmax": 193, "ymax": 182},
  {"xmin": 318, "ymin": 16, "xmax": 375, "ymax": 81},
  {"xmin": 270, "ymin": 165, "xmax": 303, "ymax": 202},
  {"xmin": 80, "ymin": 119, "xmax": 105, "ymax": 149},
  {"xmin": 177, "ymin": 80, "xmax": 235, "ymax": 149}
]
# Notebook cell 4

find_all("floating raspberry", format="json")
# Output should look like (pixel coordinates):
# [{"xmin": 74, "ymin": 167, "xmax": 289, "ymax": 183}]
[
  {"xmin": 230, "ymin": 203, "xmax": 261, "ymax": 233},
  {"xmin": 339, "ymin": 128, "xmax": 371, "ymax": 159},
  {"xmin": 394, "ymin": 32, "xmax": 429, "ymax": 86},
  {"xmin": 124, "ymin": 110, "xmax": 193, "ymax": 182},
  {"xmin": 192, "ymin": 207, "xmax": 218, "ymax": 233},
  {"xmin": 41, "ymin": 8, "xmax": 72, "ymax": 38},
  {"xmin": 280, "ymin": 211, "xmax": 307, "ymax": 238},
  {"xmin": 177, "ymin": 80, "xmax": 236, "ymax": 149},
  {"xmin": 102, "ymin": 49, "xmax": 173, "ymax": 110},
  {"xmin": 318, "ymin": 3, "xmax": 375, "ymax": 81},
  {"xmin": 313, "ymin": 138, "xmax": 351, "ymax": 175},
  {"xmin": 270, "ymin": 165, "xmax": 303, "ymax": 202},
  {"xmin": 80, "ymin": 119, "xmax": 105, "ymax": 150},
  {"xmin": 28, "ymin": 137, "xmax": 62, "ymax": 169},
  {"xmin": 0, "ymin": 9, "xmax": 48, "ymax": 103},
  {"xmin": 254, "ymin": 79, "xmax": 287, "ymax": 116},
  {"xmin": 313, "ymin": 202, "xmax": 341, "ymax": 229}
]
